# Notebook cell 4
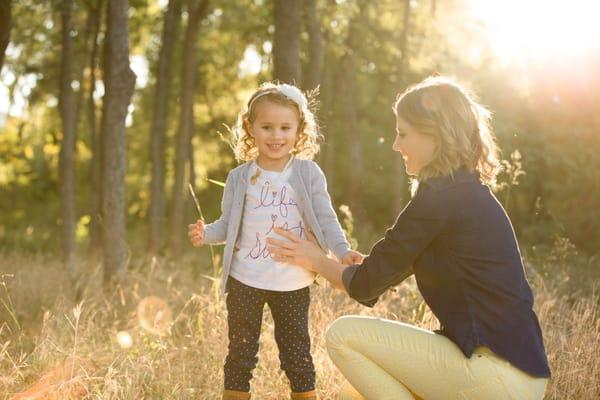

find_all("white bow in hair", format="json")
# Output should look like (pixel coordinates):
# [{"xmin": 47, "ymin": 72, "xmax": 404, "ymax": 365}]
[
  {"xmin": 277, "ymin": 83, "xmax": 308, "ymax": 109},
  {"xmin": 248, "ymin": 83, "xmax": 308, "ymax": 110}
]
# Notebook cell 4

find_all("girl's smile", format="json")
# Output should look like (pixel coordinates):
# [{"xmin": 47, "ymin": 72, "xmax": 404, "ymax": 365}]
[{"xmin": 248, "ymin": 100, "xmax": 300, "ymax": 171}]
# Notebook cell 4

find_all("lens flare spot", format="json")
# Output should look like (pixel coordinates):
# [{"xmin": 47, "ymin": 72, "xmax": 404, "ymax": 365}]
[
  {"xmin": 137, "ymin": 296, "xmax": 173, "ymax": 336},
  {"xmin": 116, "ymin": 331, "xmax": 133, "ymax": 349}
]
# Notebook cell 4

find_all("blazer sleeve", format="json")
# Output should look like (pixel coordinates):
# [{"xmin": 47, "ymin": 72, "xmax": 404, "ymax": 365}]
[
  {"xmin": 309, "ymin": 162, "xmax": 351, "ymax": 259},
  {"xmin": 203, "ymin": 170, "xmax": 235, "ymax": 245},
  {"xmin": 342, "ymin": 191, "xmax": 448, "ymax": 307}
]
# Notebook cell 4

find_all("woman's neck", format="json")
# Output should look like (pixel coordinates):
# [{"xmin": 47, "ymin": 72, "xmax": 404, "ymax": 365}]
[{"xmin": 255, "ymin": 154, "xmax": 292, "ymax": 172}]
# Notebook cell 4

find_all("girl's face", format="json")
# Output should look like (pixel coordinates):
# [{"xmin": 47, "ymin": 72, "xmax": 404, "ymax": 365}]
[
  {"xmin": 393, "ymin": 116, "xmax": 436, "ymax": 176},
  {"xmin": 248, "ymin": 100, "xmax": 300, "ymax": 170}
]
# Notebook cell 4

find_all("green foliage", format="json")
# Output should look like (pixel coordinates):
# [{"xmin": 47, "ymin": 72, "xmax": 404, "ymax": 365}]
[{"xmin": 0, "ymin": 0, "xmax": 599, "ymax": 271}]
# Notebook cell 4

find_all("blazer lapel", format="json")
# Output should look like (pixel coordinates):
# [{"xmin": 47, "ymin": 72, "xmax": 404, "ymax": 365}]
[
  {"xmin": 288, "ymin": 159, "xmax": 309, "ymax": 216},
  {"xmin": 230, "ymin": 162, "xmax": 252, "ymax": 234},
  {"xmin": 237, "ymin": 162, "xmax": 252, "ymax": 200},
  {"xmin": 288, "ymin": 159, "xmax": 328, "ymax": 250}
]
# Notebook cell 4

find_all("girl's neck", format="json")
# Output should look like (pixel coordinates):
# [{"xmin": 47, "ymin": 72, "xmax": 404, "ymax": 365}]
[{"xmin": 255, "ymin": 154, "xmax": 293, "ymax": 172}]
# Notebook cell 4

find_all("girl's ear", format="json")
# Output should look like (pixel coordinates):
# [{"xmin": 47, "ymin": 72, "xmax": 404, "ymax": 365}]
[
  {"xmin": 296, "ymin": 118, "xmax": 305, "ymax": 136},
  {"xmin": 244, "ymin": 119, "xmax": 254, "ymax": 137},
  {"xmin": 292, "ymin": 123, "xmax": 305, "ymax": 153}
]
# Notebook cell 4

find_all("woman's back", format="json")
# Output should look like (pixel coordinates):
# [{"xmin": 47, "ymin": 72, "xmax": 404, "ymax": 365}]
[{"xmin": 411, "ymin": 170, "xmax": 550, "ymax": 377}]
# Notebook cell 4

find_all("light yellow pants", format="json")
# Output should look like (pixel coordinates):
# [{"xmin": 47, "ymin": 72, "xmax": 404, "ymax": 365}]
[{"xmin": 325, "ymin": 316, "xmax": 548, "ymax": 400}]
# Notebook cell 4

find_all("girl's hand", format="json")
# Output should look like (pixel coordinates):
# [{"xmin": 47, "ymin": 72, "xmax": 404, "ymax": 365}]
[
  {"xmin": 188, "ymin": 219, "xmax": 205, "ymax": 247},
  {"xmin": 267, "ymin": 227, "xmax": 325, "ymax": 272},
  {"xmin": 341, "ymin": 250, "xmax": 364, "ymax": 265}
]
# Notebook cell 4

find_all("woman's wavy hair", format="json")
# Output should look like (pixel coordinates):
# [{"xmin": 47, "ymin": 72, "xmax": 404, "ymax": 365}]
[
  {"xmin": 393, "ymin": 76, "xmax": 500, "ymax": 185},
  {"xmin": 231, "ymin": 82, "xmax": 322, "ymax": 162}
]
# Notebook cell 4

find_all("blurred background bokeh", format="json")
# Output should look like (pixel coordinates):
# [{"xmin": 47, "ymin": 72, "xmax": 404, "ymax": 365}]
[{"xmin": 1, "ymin": 1, "xmax": 599, "ymax": 398}]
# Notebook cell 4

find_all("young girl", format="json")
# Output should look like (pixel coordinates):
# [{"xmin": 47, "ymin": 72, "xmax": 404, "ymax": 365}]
[
  {"xmin": 188, "ymin": 82, "xmax": 362, "ymax": 400},
  {"xmin": 268, "ymin": 76, "xmax": 550, "ymax": 399}
]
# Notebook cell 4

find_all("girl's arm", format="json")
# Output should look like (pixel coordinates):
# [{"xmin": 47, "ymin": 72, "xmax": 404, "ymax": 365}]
[
  {"xmin": 203, "ymin": 171, "xmax": 235, "ymax": 245},
  {"xmin": 309, "ymin": 162, "xmax": 351, "ymax": 259}
]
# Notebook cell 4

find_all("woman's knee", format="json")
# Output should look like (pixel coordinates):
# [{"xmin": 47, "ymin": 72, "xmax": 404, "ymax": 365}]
[{"xmin": 325, "ymin": 315, "xmax": 362, "ymax": 350}]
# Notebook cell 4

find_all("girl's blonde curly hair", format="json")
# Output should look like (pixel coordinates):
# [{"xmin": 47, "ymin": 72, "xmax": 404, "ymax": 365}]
[
  {"xmin": 232, "ymin": 82, "xmax": 322, "ymax": 162},
  {"xmin": 394, "ymin": 76, "xmax": 501, "ymax": 186}
]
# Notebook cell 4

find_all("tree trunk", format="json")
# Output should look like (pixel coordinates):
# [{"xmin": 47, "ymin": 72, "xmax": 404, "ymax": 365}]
[
  {"xmin": 339, "ymin": 4, "xmax": 367, "ymax": 215},
  {"xmin": 394, "ymin": 0, "xmax": 411, "ymax": 213},
  {"xmin": 303, "ymin": 0, "xmax": 323, "ymax": 91},
  {"xmin": 0, "ymin": 0, "xmax": 11, "ymax": 73},
  {"xmin": 319, "ymin": 51, "xmax": 336, "ymax": 177},
  {"xmin": 170, "ymin": 0, "xmax": 209, "ymax": 256},
  {"xmin": 273, "ymin": 0, "xmax": 301, "ymax": 84},
  {"xmin": 87, "ymin": 0, "xmax": 104, "ymax": 255},
  {"xmin": 100, "ymin": 0, "xmax": 136, "ymax": 283},
  {"xmin": 149, "ymin": 0, "xmax": 183, "ymax": 255},
  {"xmin": 188, "ymin": 133, "xmax": 196, "ymax": 193},
  {"xmin": 339, "ymin": 56, "xmax": 362, "ymax": 209},
  {"xmin": 58, "ymin": 0, "xmax": 77, "ymax": 277}
]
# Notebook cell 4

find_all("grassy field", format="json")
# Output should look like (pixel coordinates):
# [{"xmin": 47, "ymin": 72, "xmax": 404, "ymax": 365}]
[{"xmin": 1, "ymin": 251, "xmax": 598, "ymax": 399}]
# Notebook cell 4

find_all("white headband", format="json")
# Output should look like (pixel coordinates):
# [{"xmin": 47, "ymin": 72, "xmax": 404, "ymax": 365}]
[{"xmin": 248, "ymin": 83, "xmax": 308, "ymax": 110}]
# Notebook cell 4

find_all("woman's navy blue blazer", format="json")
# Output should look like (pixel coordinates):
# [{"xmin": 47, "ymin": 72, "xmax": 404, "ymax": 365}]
[{"xmin": 342, "ymin": 169, "xmax": 551, "ymax": 378}]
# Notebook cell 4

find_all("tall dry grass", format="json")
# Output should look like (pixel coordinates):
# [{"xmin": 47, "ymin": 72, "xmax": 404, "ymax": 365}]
[{"xmin": 0, "ymin": 252, "xmax": 598, "ymax": 399}]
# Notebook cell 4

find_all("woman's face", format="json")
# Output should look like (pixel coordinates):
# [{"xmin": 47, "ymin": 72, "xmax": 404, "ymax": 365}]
[{"xmin": 393, "ymin": 116, "xmax": 436, "ymax": 176}]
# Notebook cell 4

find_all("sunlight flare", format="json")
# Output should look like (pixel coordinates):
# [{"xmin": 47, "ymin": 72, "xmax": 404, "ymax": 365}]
[
  {"xmin": 116, "ymin": 331, "xmax": 133, "ymax": 349},
  {"xmin": 468, "ymin": 0, "xmax": 600, "ymax": 63}
]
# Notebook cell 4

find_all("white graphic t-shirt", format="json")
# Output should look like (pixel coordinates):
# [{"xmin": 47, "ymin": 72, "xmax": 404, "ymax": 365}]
[{"xmin": 229, "ymin": 161, "xmax": 315, "ymax": 291}]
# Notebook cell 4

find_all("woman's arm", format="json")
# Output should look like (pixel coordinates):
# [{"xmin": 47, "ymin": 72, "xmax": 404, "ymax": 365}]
[
  {"xmin": 267, "ymin": 227, "xmax": 349, "ymax": 291},
  {"xmin": 269, "ymin": 190, "xmax": 448, "ymax": 306}
]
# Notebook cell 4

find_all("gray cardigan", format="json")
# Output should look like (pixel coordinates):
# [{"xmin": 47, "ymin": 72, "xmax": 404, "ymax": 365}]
[{"xmin": 204, "ymin": 158, "xmax": 351, "ymax": 295}]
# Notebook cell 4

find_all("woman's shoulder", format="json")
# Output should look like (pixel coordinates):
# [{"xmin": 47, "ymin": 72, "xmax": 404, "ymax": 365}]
[{"xmin": 413, "ymin": 170, "xmax": 497, "ymax": 221}]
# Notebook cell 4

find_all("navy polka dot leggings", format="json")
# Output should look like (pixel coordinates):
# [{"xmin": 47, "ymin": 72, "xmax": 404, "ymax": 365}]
[{"xmin": 224, "ymin": 277, "xmax": 315, "ymax": 393}]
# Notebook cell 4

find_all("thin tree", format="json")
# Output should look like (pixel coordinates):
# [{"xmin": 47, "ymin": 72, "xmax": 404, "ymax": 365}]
[
  {"xmin": 170, "ymin": 0, "xmax": 210, "ymax": 256},
  {"xmin": 394, "ymin": 0, "xmax": 411, "ymax": 213},
  {"xmin": 337, "ymin": 2, "xmax": 368, "ymax": 215},
  {"xmin": 273, "ymin": 0, "xmax": 301, "ymax": 84},
  {"xmin": 149, "ymin": 0, "xmax": 183, "ymax": 255},
  {"xmin": 86, "ymin": 0, "xmax": 104, "ymax": 255},
  {"xmin": 317, "ymin": 3, "xmax": 337, "ymax": 178},
  {"xmin": 303, "ymin": 0, "xmax": 323, "ymax": 91},
  {"xmin": 99, "ymin": 0, "xmax": 136, "ymax": 283},
  {"xmin": 320, "ymin": 51, "xmax": 337, "ymax": 181},
  {"xmin": 58, "ymin": 0, "xmax": 77, "ymax": 277},
  {"xmin": 0, "ymin": 0, "xmax": 11, "ymax": 72}
]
